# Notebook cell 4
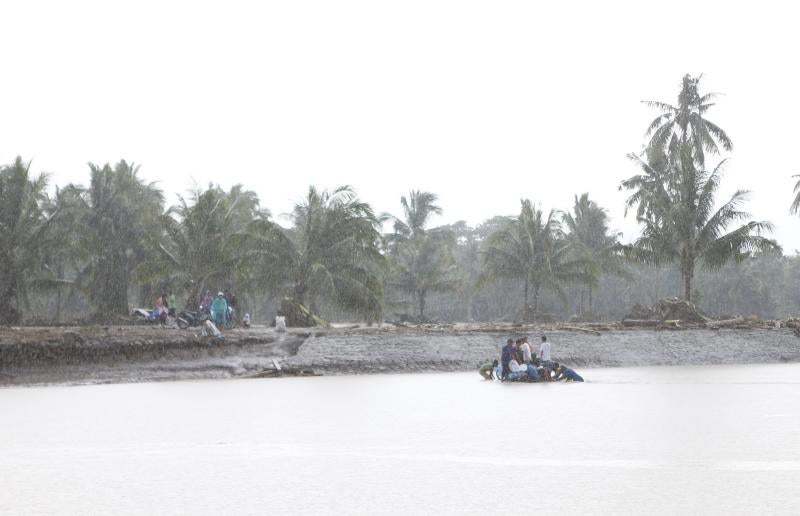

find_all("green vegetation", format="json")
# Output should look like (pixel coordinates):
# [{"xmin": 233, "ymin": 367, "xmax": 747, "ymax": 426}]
[
  {"xmin": 2, "ymin": 74, "xmax": 797, "ymax": 325},
  {"xmin": 483, "ymin": 200, "xmax": 584, "ymax": 320},
  {"xmin": 0, "ymin": 158, "xmax": 57, "ymax": 324},
  {"xmin": 621, "ymin": 75, "xmax": 780, "ymax": 302},
  {"xmin": 386, "ymin": 191, "xmax": 456, "ymax": 321}
]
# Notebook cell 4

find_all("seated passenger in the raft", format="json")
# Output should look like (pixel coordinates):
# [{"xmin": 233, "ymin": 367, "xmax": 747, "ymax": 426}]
[
  {"xmin": 507, "ymin": 358, "xmax": 540, "ymax": 381},
  {"xmin": 553, "ymin": 362, "xmax": 584, "ymax": 382},
  {"xmin": 479, "ymin": 360, "xmax": 498, "ymax": 380},
  {"xmin": 530, "ymin": 357, "xmax": 550, "ymax": 381}
]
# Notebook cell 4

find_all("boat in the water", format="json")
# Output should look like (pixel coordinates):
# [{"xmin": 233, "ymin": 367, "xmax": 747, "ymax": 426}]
[{"xmin": 484, "ymin": 363, "xmax": 584, "ymax": 383}]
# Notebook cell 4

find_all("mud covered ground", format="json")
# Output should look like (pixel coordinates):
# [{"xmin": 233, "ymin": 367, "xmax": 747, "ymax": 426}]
[
  {"xmin": 1, "ymin": 324, "xmax": 799, "ymax": 385},
  {"xmin": 287, "ymin": 326, "xmax": 800, "ymax": 374},
  {"xmin": 0, "ymin": 325, "xmax": 307, "ymax": 386}
]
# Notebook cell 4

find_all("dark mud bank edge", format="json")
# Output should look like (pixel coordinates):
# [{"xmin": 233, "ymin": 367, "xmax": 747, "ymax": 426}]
[{"xmin": 2, "ymin": 326, "xmax": 800, "ymax": 385}]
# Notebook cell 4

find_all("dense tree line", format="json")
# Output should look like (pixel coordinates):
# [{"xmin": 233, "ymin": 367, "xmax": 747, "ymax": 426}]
[{"xmin": 2, "ymin": 75, "xmax": 799, "ymax": 325}]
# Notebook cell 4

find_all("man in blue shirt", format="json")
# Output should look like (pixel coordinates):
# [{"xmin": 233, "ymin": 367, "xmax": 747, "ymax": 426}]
[
  {"xmin": 553, "ymin": 362, "xmax": 584, "ymax": 382},
  {"xmin": 500, "ymin": 339, "xmax": 514, "ymax": 380}
]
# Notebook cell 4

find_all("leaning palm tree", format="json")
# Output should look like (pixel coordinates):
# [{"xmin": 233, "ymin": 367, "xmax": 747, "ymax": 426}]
[
  {"xmin": 0, "ymin": 158, "xmax": 59, "ymax": 324},
  {"xmin": 483, "ymin": 199, "xmax": 585, "ymax": 319},
  {"xmin": 644, "ymin": 74, "xmax": 732, "ymax": 166},
  {"xmin": 622, "ymin": 144, "xmax": 780, "ymax": 301}
]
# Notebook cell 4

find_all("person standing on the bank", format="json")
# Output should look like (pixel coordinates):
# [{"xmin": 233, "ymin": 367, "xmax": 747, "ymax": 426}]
[
  {"xmin": 168, "ymin": 291, "xmax": 177, "ymax": 318},
  {"xmin": 539, "ymin": 335, "xmax": 552, "ymax": 367}
]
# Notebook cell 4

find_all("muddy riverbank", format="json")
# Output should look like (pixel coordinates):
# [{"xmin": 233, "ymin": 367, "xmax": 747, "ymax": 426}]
[{"xmin": 1, "ymin": 324, "xmax": 799, "ymax": 385}]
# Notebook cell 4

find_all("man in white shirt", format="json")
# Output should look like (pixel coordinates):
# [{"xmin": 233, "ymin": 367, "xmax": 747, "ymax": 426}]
[
  {"xmin": 519, "ymin": 338, "xmax": 532, "ymax": 364},
  {"xmin": 539, "ymin": 335, "xmax": 552, "ymax": 367}
]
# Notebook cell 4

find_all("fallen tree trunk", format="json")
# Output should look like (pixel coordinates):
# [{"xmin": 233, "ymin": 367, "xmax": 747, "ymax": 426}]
[
  {"xmin": 277, "ymin": 298, "xmax": 331, "ymax": 328},
  {"xmin": 559, "ymin": 325, "xmax": 602, "ymax": 336},
  {"xmin": 707, "ymin": 317, "xmax": 746, "ymax": 329},
  {"xmin": 658, "ymin": 320, "xmax": 682, "ymax": 330},
  {"xmin": 621, "ymin": 319, "xmax": 661, "ymax": 327}
]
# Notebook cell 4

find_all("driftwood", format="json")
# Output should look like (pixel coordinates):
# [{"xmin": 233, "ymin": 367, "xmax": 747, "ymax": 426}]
[
  {"xmin": 243, "ymin": 367, "xmax": 321, "ymax": 379},
  {"xmin": 585, "ymin": 324, "xmax": 613, "ymax": 331},
  {"xmin": 559, "ymin": 325, "xmax": 602, "ymax": 336}
]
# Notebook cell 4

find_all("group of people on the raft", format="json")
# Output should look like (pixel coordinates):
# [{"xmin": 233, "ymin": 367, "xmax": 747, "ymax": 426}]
[{"xmin": 479, "ymin": 335, "xmax": 584, "ymax": 382}]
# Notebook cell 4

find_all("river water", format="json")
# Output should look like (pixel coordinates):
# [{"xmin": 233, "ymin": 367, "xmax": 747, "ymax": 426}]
[{"xmin": 2, "ymin": 364, "xmax": 799, "ymax": 515}]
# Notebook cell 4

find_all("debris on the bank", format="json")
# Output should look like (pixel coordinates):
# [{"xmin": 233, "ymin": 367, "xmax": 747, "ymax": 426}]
[
  {"xmin": 624, "ymin": 298, "xmax": 709, "ymax": 325},
  {"xmin": 243, "ymin": 359, "xmax": 320, "ymax": 378},
  {"xmin": 559, "ymin": 325, "xmax": 602, "ymax": 336},
  {"xmin": 618, "ymin": 299, "xmax": 800, "ymax": 331},
  {"xmin": 277, "ymin": 298, "xmax": 331, "ymax": 328}
]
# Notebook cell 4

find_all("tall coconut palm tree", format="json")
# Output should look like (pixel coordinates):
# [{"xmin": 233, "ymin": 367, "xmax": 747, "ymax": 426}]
[
  {"xmin": 386, "ymin": 191, "xmax": 456, "ymax": 320},
  {"xmin": 622, "ymin": 144, "xmax": 780, "ymax": 301},
  {"xmin": 242, "ymin": 185, "xmax": 385, "ymax": 321},
  {"xmin": 134, "ymin": 184, "xmax": 267, "ymax": 308},
  {"xmin": 389, "ymin": 231, "xmax": 456, "ymax": 320},
  {"xmin": 0, "ymin": 158, "xmax": 59, "ymax": 324},
  {"xmin": 483, "ymin": 199, "xmax": 585, "ymax": 318},
  {"xmin": 72, "ymin": 161, "xmax": 164, "ymax": 317},
  {"xmin": 562, "ymin": 193, "xmax": 624, "ymax": 315},
  {"xmin": 394, "ymin": 190, "xmax": 442, "ymax": 238},
  {"xmin": 644, "ymin": 74, "xmax": 732, "ymax": 166},
  {"xmin": 43, "ymin": 184, "xmax": 90, "ymax": 322}
]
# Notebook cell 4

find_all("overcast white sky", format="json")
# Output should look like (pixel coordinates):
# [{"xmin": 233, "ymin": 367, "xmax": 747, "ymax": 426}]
[{"xmin": 2, "ymin": 0, "xmax": 799, "ymax": 250}]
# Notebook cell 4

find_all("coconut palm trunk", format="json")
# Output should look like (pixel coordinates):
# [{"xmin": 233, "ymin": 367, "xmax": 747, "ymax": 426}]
[
  {"xmin": 523, "ymin": 276, "xmax": 529, "ymax": 311},
  {"xmin": 681, "ymin": 256, "xmax": 694, "ymax": 302}
]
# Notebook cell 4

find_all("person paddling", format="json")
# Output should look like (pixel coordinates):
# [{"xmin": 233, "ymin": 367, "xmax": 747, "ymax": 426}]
[
  {"xmin": 479, "ymin": 360, "xmax": 498, "ymax": 380},
  {"xmin": 553, "ymin": 363, "xmax": 584, "ymax": 382}
]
